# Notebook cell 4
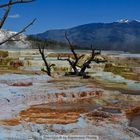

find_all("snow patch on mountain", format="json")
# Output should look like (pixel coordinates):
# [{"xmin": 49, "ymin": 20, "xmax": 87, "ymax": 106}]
[
  {"xmin": 0, "ymin": 29, "xmax": 31, "ymax": 49},
  {"xmin": 117, "ymin": 19, "xmax": 140, "ymax": 23}
]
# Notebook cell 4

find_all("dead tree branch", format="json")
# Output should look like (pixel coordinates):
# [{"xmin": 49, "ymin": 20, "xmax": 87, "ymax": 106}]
[
  {"xmin": 0, "ymin": 18, "xmax": 36, "ymax": 46},
  {"xmin": 65, "ymin": 32, "xmax": 78, "ymax": 61},
  {"xmin": 58, "ymin": 32, "xmax": 103, "ymax": 77},
  {"xmin": 79, "ymin": 46, "xmax": 95, "ymax": 75},
  {"xmin": 0, "ymin": 0, "xmax": 35, "ymax": 8},
  {"xmin": 57, "ymin": 54, "xmax": 76, "ymax": 72},
  {"xmin": 61, "ymin": 32, "xmax": 86, "ymax": 74},
  {"xmin": 0, "ymin": 0, "xmax": 34, "ymax": 29},
  {"xmin": 0, "ymin": 5, "xmax": 11, "ymax": 29},
  {"xmin": 0, "ymin": 0, "xmax": 36, "ymax": 46}
]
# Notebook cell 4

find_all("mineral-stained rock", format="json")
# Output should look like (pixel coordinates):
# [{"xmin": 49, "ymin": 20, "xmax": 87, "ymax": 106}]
[
  {"xmin": 124, "ymin": 106, "xmax": 140, "ymax": 132},
  {"xmin": 78, "ymin": 91, "xmax": 103, "ymax": 99},
  {"xmin": 18, "ymin": 105, "xmax": 82, "ymax": 125},
  {"xmin": 125, "ymin": 106, "xmax": 140, "ymax": 118},
  {"xmin": 10, "ymin": 81, "xmax": 33, "ymax": 87},
  {"xmin": 101, "ymin": 106, "xmax": 122, "ymax": 114},
  {"xmin": 0, "ymin": 118, "xmax": 20, "ymax": 126},
  {"xmin": 86, "ymin": 111, "xmax": 112, "ymax": 118}
]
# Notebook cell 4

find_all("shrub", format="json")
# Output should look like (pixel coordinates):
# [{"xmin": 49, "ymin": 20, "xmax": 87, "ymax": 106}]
[{"xmin": 0, "ymin": 50, "xmax": 8, "ymax": 58}]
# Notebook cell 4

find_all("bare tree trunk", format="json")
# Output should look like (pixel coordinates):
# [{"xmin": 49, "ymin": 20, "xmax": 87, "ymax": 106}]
[
  {"xmin": 58, "ymin": 32, "xmax": 85, "ymax": 75},
  {"xmin": 79, "ymin": 49, "xmax": 96, "ymax": 75},
  {"xmin": 38, "ymin": 43, "xmax": 53, "ymax": 76},
  {"xmin": 40, "ymin": 52, "xmax": 51, "ymax": 76},
  {"xmin": 58, "ymin": 32, "xmax": 103, "ymax": 77},
  {"xmin": 57, "ymin": 55, "xmax": 79, "ymax": 75}
]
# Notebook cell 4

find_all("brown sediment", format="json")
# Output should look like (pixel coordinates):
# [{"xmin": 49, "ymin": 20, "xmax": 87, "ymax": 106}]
[
  {"xmin": 125, "ymin": 106, "xmax": 140, "ymax": 131},
  {"xmin": 125, "ymin": 106, "xmax": 140, "ymax": 118},
  {"xmin": 19, "ymin": 107, "xmax": 81, "ymax": 125},
  {"xmin": 78, "ymin": 91, "xmax": 103, "ymax": 99},
  {"xmin": 85, "ymin": 111, "xmax": 112, "ymax": 119},
  {"xmin": 101, "ymin": 106, "xmax": 122, "ymax": 114},
  {"xmin": 0, "ymin": 118, "xmax": 21, "ymax": 126},
  {"xmin": 0, "ymin": 91, "xmax": 102, "ymax": 126},
  {"xmin": 19, "ymin": 101, "xmax": 98, "ymax": 125},
  {"xmin": 0, "ymin": 106, "xmax": 82, "ymax": 126},
  {"xmin": 10, "ymin": 82, "xmax": 33, "ymax": 87},
  {"xmin": 84, "ymin": 109, "xmax": 125, "ymax": 124},
  {"xmin": 18, "ymin": 96, "xmax": 100, "ymax": 125}
]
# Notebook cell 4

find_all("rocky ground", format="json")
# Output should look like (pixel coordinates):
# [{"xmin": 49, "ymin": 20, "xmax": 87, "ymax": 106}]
[
  {"xmin": 0, "ymin": 73, "xmax": 140, "ymax": 140},
  {"xmin": 0, "ymin": 50, "xmax": 140, "ymax": 140}
]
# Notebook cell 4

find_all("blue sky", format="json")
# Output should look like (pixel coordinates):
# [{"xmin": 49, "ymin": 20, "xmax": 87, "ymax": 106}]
[{"xmin": 2, "ymin": 0, "xmax": 140, "ymax": 34}]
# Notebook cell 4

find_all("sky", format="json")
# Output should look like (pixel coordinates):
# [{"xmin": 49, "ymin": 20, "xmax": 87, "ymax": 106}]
[{"xmin": 2, "ymin": 0, "xmax": 140, "ymax": 34}]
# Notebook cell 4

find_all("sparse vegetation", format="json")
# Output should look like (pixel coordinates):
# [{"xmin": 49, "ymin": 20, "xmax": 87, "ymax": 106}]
[
  {"xmin": 0, "ymin": 50, "xmax": 8, "ymax": 58},
  {"xmin": 104, "ymin": 63, "xmax": 140, "ymax": 81}
]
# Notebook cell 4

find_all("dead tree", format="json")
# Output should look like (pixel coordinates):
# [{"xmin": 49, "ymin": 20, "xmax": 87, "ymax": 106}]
[
  {"xmin": 58, "ymin": 32, "xmax": 84, "ymax": 75},
  {"xmin": 58, "ymin": 32, "xmax": 102, "ymax": 77},
  {"xmin": 0, "ymin": 0, "xmax": 36, "ymax": 46},
  {"xmin": 38, "ymin": 43, "xmax": 54, "ymax": 76}
]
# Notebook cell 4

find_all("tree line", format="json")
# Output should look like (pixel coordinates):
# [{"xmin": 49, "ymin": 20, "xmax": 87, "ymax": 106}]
[{"xmin": 27, "ymin": 36, "xmax": 69, "ymax": 49}]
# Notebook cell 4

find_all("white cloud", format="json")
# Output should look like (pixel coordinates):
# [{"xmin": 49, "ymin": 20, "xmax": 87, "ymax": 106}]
[{"xmin": 8, "ymin": 14, "xmax": 20, "ymax": 19}]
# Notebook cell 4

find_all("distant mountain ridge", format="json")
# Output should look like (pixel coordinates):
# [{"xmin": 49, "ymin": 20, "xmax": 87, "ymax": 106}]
[{"xmin": 32, "ymin": 19, "xmax": 140, "ymax": 52}]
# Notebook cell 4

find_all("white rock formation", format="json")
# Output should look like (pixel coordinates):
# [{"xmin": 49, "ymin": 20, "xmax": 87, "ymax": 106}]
[{"xmin": 0, "ymin": 29, "xmax": 31, "ymax": 49}]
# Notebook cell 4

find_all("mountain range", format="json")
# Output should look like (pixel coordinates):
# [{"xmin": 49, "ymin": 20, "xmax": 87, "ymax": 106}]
[{"xmin": 32, "ymin": 19, "xmax": 140, "ymax": 52}]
